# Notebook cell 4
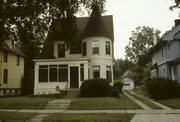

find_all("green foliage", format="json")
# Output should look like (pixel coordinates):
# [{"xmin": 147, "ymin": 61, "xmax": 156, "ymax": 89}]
[
  {"xmin": 125, "ymin": 26, "xmax": 161, "ymax": 64},
  {"xmin": 80, "ymin": 78, "xmax": 110, "ymax": 97},
  {"xmin": 146, "ymin": 78, "xmax": 180, "ymax": 99},
  {"xmin": 169, "ymin": 0, "xmax": 180, "ymax": 11},
  {"xmin": 114, "ymin": 59, "xmax": 134, "ymax": 79}
]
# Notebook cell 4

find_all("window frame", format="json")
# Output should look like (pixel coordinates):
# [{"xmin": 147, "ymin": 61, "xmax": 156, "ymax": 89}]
[
  {"xmin": 49, "ymin": 65, "xmax": 58, "ymax": 82},
  {"xmin": 58, "ymin": 44, "xmax": 65, "ymax": 58},
  {"xmin": 106, "ymin": 41, "xmax": 111, "ymax": 55},
  {"xmin": 59, "ymin": 65, "xmax": 68, "ymax": 82},
  {"xmin": 92, "ymin": 41, "xmax": 100, "ymax": 54},
  {"xmin": 39, "ymin": 65, "xmax": 49, "ymax": 83},
  {"xmin": 106, "ymin": 66, "xmax": 112, "ymax": 82},
  {"xmin": 82, "ymin": 42, "xmax": 87, "ymax": 56},
  {"xmin": 3, "ymin": 69, "xmax": 8, "ymax": 84},
  {"xmin": 92, "ymin": 66, "xmax": 100, "ymax": 78},
  {"xmin": 80, "ymin": 64, "xmax": 84, "ymax": 81}
]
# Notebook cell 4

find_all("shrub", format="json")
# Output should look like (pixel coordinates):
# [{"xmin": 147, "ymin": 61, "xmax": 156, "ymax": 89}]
[
  {"xmin": 114, "ymin": 80, "xmax": 122, "ymax": 83},
  {"xmin": 80, "ymin": 78, "xmax": 110, "ymax": 97},
  {"xmin": 146, "ymin": 77, "xmax": 180, "ymax": 99}
]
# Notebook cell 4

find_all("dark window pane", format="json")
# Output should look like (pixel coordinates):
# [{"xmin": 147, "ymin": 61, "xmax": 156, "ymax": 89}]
[
  {"xmin": 59, "ymin": 69, "xmax": 68, "ymax": 82},
  {"xmin": 39, "ymin": 65, "xmax": 48, "ymax": 68},
  {"xmin": 83, "ymin": 42, "xmax": 87, "ymax": 56},
  {"xmin": 106, "ymin": 66, "xmax": 112, "ymax": 82},
  {"xmin": 106, "ymin": 42, "xmax": 110, "ymax": 55},
  {"xmin": 80, "ymin": 64, "xmax": 84, "ymax": 81},
  {"xmin": 92, "ymin": 66, "xmax": 100, "ymax": 78},
  {"xmin": 3, "ymin": 69, "xmax": 8, "ymax": 84},
  {"xmin": 39, "ymin": 69, "xmax": 48, "ymax": 82},
  {"xmin": 58, "ymin": 44, "xmax": 65, "ymax": 57},
  {"xmin": 92, "ymin": 41, "xmax": 99, "ymax": 54},
  {"xmin": 49, "ymin": 67, "xmax": 57, "ymax": 82}
]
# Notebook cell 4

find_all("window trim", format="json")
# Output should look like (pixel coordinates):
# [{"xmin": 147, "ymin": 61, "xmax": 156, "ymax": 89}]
[
  {"xmin": 92, "ymin": 41, "xmax": 100, "ymax": 54},
  {"xmin": 106, "ymin": 41, "xmax": 111, "ymax": 55},
  {"xmin": 3, "ymin": 69, "xmax": 8, "ymax": 84},
  {"xmin": 92, "ymin": 66, "xmax": 100, "ymax": 78}
]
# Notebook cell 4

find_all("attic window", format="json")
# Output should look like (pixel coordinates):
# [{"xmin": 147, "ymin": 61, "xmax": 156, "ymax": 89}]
[
  {"xmin": 58, "ymin": 44, "xmax": 65, "ymax": 57},
  {"xmin": 92, "ymin": 41, "xmax": 99, "ymax": 54}
]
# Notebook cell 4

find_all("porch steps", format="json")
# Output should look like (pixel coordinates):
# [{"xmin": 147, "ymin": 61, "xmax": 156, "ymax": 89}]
[
  {"xmin": 45, "ymin": 99, "xmax": 71, "ymax": 110},
  {"xmin": 63, "ymin": 88, "xmax": 80, "ymax": 98}
]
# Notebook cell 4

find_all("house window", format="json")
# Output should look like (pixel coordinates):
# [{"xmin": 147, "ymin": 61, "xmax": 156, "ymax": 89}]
[
  {"xmin": 59, "ymin": 65, "xmax": 68, "ymax": 82},
  {"xmin": 49, "ymin": 65, "xmax": 58, "ymax": 82},
  {"xmin": 58, "ymin": 44, "xmax": 65, "ymax": 57},
  {"xmin": 39, "ymin": 65, "xmax": 48, "ymax": 82},
  {"xmin": 80, "ymin": 64, "xmax": 84, "ymax": 81},
  {"xmin": 106, "ymin": 41, "xmax": 111, "ymax": 55},
  {"xmin": 16, "ymin": 56, "xmax": 20, "ymax": 66},
  {"xmin": 161, "ymin": 48, "xmax": 164, "ymax": 58},
  {"xmin": 162, "ymin": 67, "xmax": 166, "ymax": 78},
  {"xmin": 106, "ymin": 66, "xmax": 112, "ymax": 82},
  {"xmin": 92, "ymin": 41, "xmax": 99, "ymax": 54},
  {"xmin": 82, "ymin": 42, "xmax": 87, "ymax": 56},
  {"xmin": 3, "ymin": 51, "xmax": 8, "ymax": 63},
  {"xmin": 92, "ymin": 66, "xmax": 100, "ymax": 78},
  {"xmin": 3, "ymin": 69, "xmax": 8, "ymax": 84}
]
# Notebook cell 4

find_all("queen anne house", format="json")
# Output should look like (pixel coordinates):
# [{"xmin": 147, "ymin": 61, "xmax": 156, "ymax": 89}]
[
  {"xmin": 0, "ymin": 38, "xmax": 25, "ymax": 95},
  {"xmin": 34, "ymin": 13, "xmax": 115, "ymax": 94},
  {"xmin": 150, "ymin": 19, "xmax": 180, "ymax": 82}
]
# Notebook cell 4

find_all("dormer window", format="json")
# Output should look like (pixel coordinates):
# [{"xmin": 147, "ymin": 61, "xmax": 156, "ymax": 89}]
[
  {"xmin": 92, "ymin": 41, "xmax": 99, "ymax": 54},
  {"xmin": 58, "ymin": 44, "xmax": 65, "ymax": 57}
]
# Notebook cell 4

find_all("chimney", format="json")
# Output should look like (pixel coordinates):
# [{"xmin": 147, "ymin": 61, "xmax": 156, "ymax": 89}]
[{"xmin": 175, "ymin": 19, "xmax": 180, "ymax": 26}]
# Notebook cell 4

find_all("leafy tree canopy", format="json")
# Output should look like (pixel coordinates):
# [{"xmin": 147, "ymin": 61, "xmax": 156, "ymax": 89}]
[{"xmin": 125, "ymin": 26, "xmax": 161, "ymax": 65}]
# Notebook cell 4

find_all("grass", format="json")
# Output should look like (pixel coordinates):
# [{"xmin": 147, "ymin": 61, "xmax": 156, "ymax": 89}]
[
  {"xmin": 158, "ymin": 98, "xmax": 180, "ymax": 109},
  {"xmin": 44, "ymin": 113, "xmax": 135, "ymax": 121},
  {"xmin": 0, "ymin": 111, "xmax": 37, "ymax": 120},
  {"xmin": 0, "ymin": 96, "xmax": 55, "ymax": 109},
  {"xmin": 126, "ymin": 91, "xmax": 162, "ymax": 109},
  {"xmin": 69, "ymin": 95, "xmax": 141, "ymax": 110},
  {"xmin": 132, "ymin": 89, "xmax": 149, "ymax": 97}
]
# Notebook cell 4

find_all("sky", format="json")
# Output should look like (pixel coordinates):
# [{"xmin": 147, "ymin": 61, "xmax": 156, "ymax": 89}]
[{"xmin": 103, "ymin": 0, "xmax": 179, "ymax": 59}]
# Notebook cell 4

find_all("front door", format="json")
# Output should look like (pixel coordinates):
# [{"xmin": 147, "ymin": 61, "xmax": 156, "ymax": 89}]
[{"xmin": 70, "ymin": 67, "xmax": 79, "ymax": 88}]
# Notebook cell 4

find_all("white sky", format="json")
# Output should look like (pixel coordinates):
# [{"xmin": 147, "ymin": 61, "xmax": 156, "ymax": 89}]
[{"xmin": 103, "ymin": 0, "xmax": 179, "ymax": 59}]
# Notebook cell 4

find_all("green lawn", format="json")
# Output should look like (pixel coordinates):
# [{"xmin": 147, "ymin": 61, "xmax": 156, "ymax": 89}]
[
  {"xmin": 0, "ymin": 97, "xmax": 55, "ymax": 109},
  {"xmin": 158, "ymin": 98, "xmax": 180, "ymax": 109},
  {"xmin": 0, "ymin": 111, "xmax": 37, "ymax": 120},
  {"xmin": 69, "ymin": 95, "xmax": 141, "ymax": 110},
  {"xmin": 126, "ymin": 91, "xmax": 162, "ymax": 109},
  {"xmin": 44, "ymin": 113, "xmax": 135, "ymax": 121},
  {"xmin": 132, "ymin": 89, "xmax": 149, "ymax": 97}
]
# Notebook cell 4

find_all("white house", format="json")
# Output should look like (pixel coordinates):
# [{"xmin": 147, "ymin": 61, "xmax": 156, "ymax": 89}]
[
  {"xmin": 150, "ymin": 19, "xmax": 180, "ymax": 82},
  {"xmin": 33, "ymin": 13, "xmax": 115, "ymax": 94},
  {"xmin": 122, "ymin": 70, "xmax": 134, "ymax": 90}
]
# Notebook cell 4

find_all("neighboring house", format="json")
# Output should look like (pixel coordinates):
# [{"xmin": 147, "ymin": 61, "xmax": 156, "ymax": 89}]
[
  {"xmin": 122, "ymin": 70, "xmax": 134, "ymax": 90},
  {"xmin": 34, "ymin": 14, "xmax": 114, "ymax": 94},
  {"xmin": 150, "ymin": 19, "xmax": 180, "ymax": 82},
  {"xmin": 0, "ymin": 39, "xmax": 25, "ymax": 95}
]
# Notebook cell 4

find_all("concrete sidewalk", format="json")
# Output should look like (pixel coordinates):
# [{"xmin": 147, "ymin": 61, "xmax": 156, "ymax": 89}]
[
  {"xmin": 1, "ymin": 109, "xmax": 180, "ymax": 114},
  {"xmin": 131, "ymin": 114, "xmax": 180, "ymax": 122}
]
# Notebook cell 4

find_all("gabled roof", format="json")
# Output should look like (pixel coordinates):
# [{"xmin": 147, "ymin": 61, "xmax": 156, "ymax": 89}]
[
  {"xmin": 162, "ymin": 24, "xmax": 180, "ymax": 41},
  {"xmin": 1, "ymin": 43, "xmax": 26, "ymax": 57}
]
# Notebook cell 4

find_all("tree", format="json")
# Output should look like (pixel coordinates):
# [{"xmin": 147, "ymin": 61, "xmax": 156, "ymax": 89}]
[
  {"xmin": 170, "ymin": 0, "xmax": 180, "ymax": 10},
  {"xmin": 0, "ymin": 0, "xmax": 107, "ymax": 94},
  {"xmin": 114, "ymin": 59, "xmax": 134, "ymax": 79},
  {"xmin": 125, "ymin": 26, "xmax": 160, "ymax": 65}
]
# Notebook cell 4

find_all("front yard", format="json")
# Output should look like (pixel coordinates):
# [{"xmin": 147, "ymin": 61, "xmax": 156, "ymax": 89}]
[
  {"xmin": 44, "ymin": 113, "xmax": 135, "ymax": 121},
  {"xmin": 0, "ymin": 96, "xmax": 55, "ymax": 109},
  {"xmin": 158, "ymin": 98, "xmax": 180, "ymax": 109},
  {"xmin": 0, "ymin": 111, "xmax": 37, "ymax": 120},
  {"xmin": 69, "ymin": 95, "xmax": 141, "ymax": 110}
]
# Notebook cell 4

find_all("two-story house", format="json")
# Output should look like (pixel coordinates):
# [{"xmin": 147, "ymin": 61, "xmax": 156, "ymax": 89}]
[
  {"xmin": 150, "ymin": 19, "xmax": 180, "ymax": 82},
  {"xmin": 0, "ymin": 39, "xmax": 25, "ymax": 95},
  {"xmin": 33, "ymin": 14, "xmax": 114, "ymax": 94}
]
